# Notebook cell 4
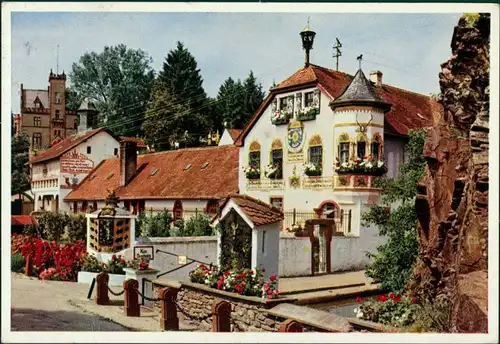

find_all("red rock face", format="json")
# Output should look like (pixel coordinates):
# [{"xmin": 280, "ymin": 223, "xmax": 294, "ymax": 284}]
[{"xmin": 411, "ymin": 14, "xmax": 490, "ymax": 333}]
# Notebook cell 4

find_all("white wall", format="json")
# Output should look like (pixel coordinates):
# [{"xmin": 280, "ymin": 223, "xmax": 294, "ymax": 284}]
[
  {"xmin": 384, "ymin": 135, "xmax": 407, "ymax": 178},
  {"xmin": 279, "ymin": 237, "xmax": 312, "ymax": 277},
  {"xmin": 142, "ymin": 236, "xmax": 218, "ymax": 280},
  {"xmin": 218, "ymin": 129, "xmax": 234, "ymax": 146},
  {"xmin": 252, "ymin": 223, "xmax": 280, "ymax": 281}
]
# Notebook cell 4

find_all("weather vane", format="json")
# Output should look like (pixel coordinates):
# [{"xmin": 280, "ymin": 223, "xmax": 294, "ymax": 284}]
[{"xmin": 357, "ymin": 54, "xmax": 363, "ymax": 69}]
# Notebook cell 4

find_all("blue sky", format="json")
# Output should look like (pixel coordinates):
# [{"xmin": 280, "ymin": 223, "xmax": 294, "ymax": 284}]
[{"xmin": 10, "ymin": 12, "xmax": 461, "ymax": 113}]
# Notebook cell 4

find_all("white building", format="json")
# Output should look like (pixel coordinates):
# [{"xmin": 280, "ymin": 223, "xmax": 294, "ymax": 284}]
[
  {"xmin": 29, "ymin": 127, "xmax": 121, "ymax": 213},
  {"xmin": 233, "ymin": 25, "xmax": 441, "ymax": 237}
]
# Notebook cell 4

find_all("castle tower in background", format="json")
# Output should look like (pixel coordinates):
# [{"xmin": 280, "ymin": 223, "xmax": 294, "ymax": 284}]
[{"xmin": 17, "ymin": 70, "xmax": 78, "ymax": 152}]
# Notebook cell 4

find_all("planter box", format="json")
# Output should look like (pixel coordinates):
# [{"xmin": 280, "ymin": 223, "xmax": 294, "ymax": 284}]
[
  {"xmin": 336, "ymin": 169, "xmax": 387, "ymax": 177},
  {"xmin": 296, "ymin": 109, "xmax": 318, "ymax": 122},
  {"xmin": 77, "ymin": 271, "xmax": 126, "ymax": 286},
  {"xmin": 271, "ymin": 117, "xmax": 291, "ymax": 126}
]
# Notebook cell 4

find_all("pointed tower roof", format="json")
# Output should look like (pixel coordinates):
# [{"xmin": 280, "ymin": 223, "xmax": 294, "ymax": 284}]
[{"xmin": 330, "ymin": 68, "xmax": 391, "ymax": 111}]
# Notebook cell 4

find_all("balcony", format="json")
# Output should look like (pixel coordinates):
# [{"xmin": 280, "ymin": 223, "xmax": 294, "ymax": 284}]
[{"xmin": 334, "ymin": 175, "xmax": 383, "ymax": 190}]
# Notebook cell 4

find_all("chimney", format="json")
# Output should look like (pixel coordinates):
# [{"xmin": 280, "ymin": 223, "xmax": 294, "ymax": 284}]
[
  {"xmin": 120, "ymin": 140, "xmax": 138, "ymax": 187},
  {"xmin": 370, "ymin": 70, "xmax": 383, "ymax": 86}
]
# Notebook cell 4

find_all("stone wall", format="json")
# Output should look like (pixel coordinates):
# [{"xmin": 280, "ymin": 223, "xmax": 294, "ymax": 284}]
[{"xmin": 411, "ymin": 13, "xmax": 490, "ymax": 333}]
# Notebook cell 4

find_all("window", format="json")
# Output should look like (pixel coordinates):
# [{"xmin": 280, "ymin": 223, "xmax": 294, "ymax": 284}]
[
  {"xmin": 74, "ymin": 120, "xmax": 78, "ymax": 129},
  {"xmin": 305, "ymin": 92, "xmax": 314, "ymax": 107},
  {"xmin": 308, "ymin": 146, "xmax": 323, "ymax": 168},
  {"xmin": 114, "ymin": 148, "xmax": 118, "ymax": 156},
  {"xmin": 173, "ymin": 200, "xmax": 183, "ymax": 222},
  {"xmin": 82, "ymin": 201, "xmax": 88, "ymax": 213},
  {"xmin": 205, "ymin": 199, "xmax": 220, "ymax": 215},
  {"xmin": 371, "ymin": 140, "xmax": 380, "ymax": 160},
  {"xmin": 34, "ymin": 102, "xmax": 40, "ymax": 109},
  {"xmin": 87, "ymin": 146, "xmax": 91, "ymax": 154},
  {"xmin": 249, "ymin": 151, "xmax": 260, "ymax": 170},
  {"xmin": 55, "ymin": 92, "xmax": 61, "ymax": 104},
  {"xmin": 271, "ymin": 149, "xmax": 283, "ymax": 179},
  {"xmin": 73, "ymin": 202, "xmax": 78, "ymax": 214},
  {"xmin": 33, "ymin": 117, "xmax": 41, "ymax": 127},
  {"xmin": 55, "ymin": 110, "xmax": 60, "ymax": 119},
  {"xmin": 279, "ymin": 97, "xmax": 288, "ymax": 110},
  {"xmin": 32, "ymin": 133, "xmax": 42, "ymax": 149},
  {"xmin": 262, "ymin": 231, "xmax": 266, "ymax": 253},
  {"xmin": 270, "ymin": 197, "xmax": 284, "ymax": 231},
  {"xmin": 357, "ymin": 141, "xmax": 366, "ymax": 159},
  {"xmin": 93, "ymin": 201, "xmax": 98, "ymax": 212},
  {"xmin": 340, "ymin": 142, "xmax": 350, "ymax": 163}
]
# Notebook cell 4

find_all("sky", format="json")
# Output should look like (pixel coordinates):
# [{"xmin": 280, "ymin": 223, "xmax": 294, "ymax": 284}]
[{"xmin": 10, "ymin": 11, "xmax": 462, "ymax": 113}]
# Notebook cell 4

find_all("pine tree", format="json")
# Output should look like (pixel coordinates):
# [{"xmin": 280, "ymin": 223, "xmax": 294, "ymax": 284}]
[
  {"xmin": 243, "ymin": 70, "xmax": 265, "ymax": 120},
  {"xmin": 146, "ymin": 42, "xmax": 210, "ymax": 150},
  {"xmin": 12, "ymin": 132, "xmax": 31, "ymax": 195}
]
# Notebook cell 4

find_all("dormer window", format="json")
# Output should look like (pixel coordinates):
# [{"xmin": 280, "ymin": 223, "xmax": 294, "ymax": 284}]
[
  {"xmin": 305, "ymin": 92, "xmax": 314, "ymax": 107},
  {"xmin": 279, "ymin": 97, "xmax": 288, "ymax": 110}
]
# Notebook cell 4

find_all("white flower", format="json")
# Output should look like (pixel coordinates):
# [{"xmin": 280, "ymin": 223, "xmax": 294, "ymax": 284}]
[
  {"xmin": 377, "ymin": 160, "xmax": 384, "ymax": 168},
  {"xmin": 365, "ymin": 162, "xmax": 373, "ymax": 169},
  {"xmin": 341, "ymin": 162, "xmax": 348, "ymax": 168},
  {"xmin": 356, "ymin": 311, "xmax": 364, "ymax": 319},
  {"xmin": 353, "ymin": 308, "xmax": 358, "ymax": 314}
]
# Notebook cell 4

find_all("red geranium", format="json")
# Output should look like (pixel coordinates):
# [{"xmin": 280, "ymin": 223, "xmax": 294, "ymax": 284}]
[
  {"xmin": 270, "ymin": 275, "xmax": 277, "ymax": 281},
  {"xmin": 377, "ymin": 294, "xmax": 388, "ymax": 302},
  {"xmin": 356, "ymin": 296, "xmax": 362, "ymax": 303},
  {"xmin": 411, "ymin": 297, "xmax": 417, "ymax": 303}
]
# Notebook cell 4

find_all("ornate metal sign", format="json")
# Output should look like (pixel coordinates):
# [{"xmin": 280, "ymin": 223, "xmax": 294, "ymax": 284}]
[{"xmin": 287, "ymin": 120, "xmax": 305, "ymax": 163}]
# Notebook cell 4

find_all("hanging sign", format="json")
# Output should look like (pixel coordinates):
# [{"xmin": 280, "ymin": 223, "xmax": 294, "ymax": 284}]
[
  {"xmin": 177, "ymin": 255, "xmax": 188, "ymax": 265},
  {"xmin": 287, "ymin": 120, "xmax": 305, "ymax": 163},
  {"xmin": 60, "ymin": 150, "xmax": 94, "ymax": 174}
]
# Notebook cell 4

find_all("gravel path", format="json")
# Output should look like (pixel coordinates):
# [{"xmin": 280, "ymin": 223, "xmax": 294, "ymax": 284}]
[{"xmin": 10, "ymin": 273, "xmax": 130, "ymax": 331}]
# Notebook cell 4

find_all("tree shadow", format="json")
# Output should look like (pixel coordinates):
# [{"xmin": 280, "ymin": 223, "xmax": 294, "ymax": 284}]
[{"xmin": 11, "ymin": 308, "xmax": 131, "ymax": 331}]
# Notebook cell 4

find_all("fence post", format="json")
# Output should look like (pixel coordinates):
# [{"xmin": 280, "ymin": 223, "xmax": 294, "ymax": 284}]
[
  {"xmin": 292, "ymin": 208, "xmax": 296, "ymax": 225},
  {"xmin": 340, "ymin": 209, "xmax": 344, "ymax": 225},
  {"xmin": 195, "ymin": 208, "xmax": 198, "ymax": 217},
  {"xmin": 212, "ymin": 300, "xmax": 231, "ymax": 332},
  {"xmin": 25, "ymin": 254, "xmax": 33, "ymax": 277},
  {"xmin": 279, "ymin": 319, "xmax": 303, "ymax": 332},
  {"xmin": 95, "ymin": 272, "xmax": 110, "ymax": 305},
  {"xmin": 159, "ymin": 287, "xmax": 179, "ymax": 331},
  {"xmin": 348, "ymin": 210, "xmax": 352, "ymax": 233},
  {"xmin": 123, "ymin": 279, "xmax": 140, "ymax": 317}
]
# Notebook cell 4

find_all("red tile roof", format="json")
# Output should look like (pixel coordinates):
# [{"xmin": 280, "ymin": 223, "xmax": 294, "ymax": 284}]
[
  {"xmin": 65, "ymin": 145, "xmax": 239, "ymax": 201},
  {"xmin": 228, "ymin": 129, "xmax": 243, "ymax": 142},
  {"xmin": 221, "ymin": 194, "xmax": 284, "ymax": 227},
  {"xmin": 30, "ymin": 128, "xmax": 118, "ymax": 164},
  {"xmin": 235, "ymin": 64, "xmax": 442, "ymax": 145},
  {"xmin": 11, "ymin": 215, "xmax": 33, "ymax": 226}
]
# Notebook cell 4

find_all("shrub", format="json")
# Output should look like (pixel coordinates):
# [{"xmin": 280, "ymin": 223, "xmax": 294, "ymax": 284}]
[
  {"xmin": 138, "ymin": 209, "xmax": 172, "ymax": 237},
  {"xmin": 182, "ymin": 214, "xmax": 214, "ymax": 236},
  {"xmin": 361, "ymin": 130, "xmax": 426, "ymax": 293},
  {"xmin": 189, "ymin": 264, "xmax": 279, "ymax": 299},
  {"xmin": 106, "ymin": 254, "xmax": 128, "ymax": 275},
  {"xmin": 66, "ymin": 214, "xmax": 87, "ymax": 242},
  {"xmin": 23, "ymin": 212, "xmax": 87, "ymax": 243},
  {"xmin": 11, "ymin": 253, "xmax": 25, "ymax": 273}
]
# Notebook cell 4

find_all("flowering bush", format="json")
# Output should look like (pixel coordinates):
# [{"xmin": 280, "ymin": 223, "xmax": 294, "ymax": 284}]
[
  {"xmin": 106, "ymin": 254, "xmax": 129, "ymax": 274},
  {"xmin": 189, "ymin": 264, "xmax": 280, "ymax": 299},
  {"xmin": 353, "ymin": 292, "xmax": 419, "ymax": 328},
  {"xmin": 243, "ymin": 165, "xmax": 260, "ymax": 179},
  {"xmin": 11, "ymin": 234, "xmax": 86, "ymax": 281},
  {"xmin": 80, "ymin": 254, "xmax": 104, "ymax": 273},
  {"xmin": 303, "ymin": 162, "xmax": 322, "ymax": 176},
  {"xmin": 127, "ymin": 258, "xmax": 151, "ymax": 271},
  {"xmin": 335, "ymin": 156, "xmax": 387, "ymax": 175},
  {"xmin": 264, "ymin": 164, "xmax": 282, "ymax": 179},
  {"xmin": 271, "ymin": 109, "xmax": 292, "ymax": 125}
]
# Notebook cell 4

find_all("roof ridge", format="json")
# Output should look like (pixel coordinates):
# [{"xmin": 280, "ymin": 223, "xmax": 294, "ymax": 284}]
[
  {"xmin": 382, "ymin": 83, "xmax": 433, "ymax": 99},
  {"xmin": 137, "ymin": 144, "xmax": 237, "ymax": 157},
  {"xmin": 233, "ymin": 193, "xmax": 283, "ymax": 214}
]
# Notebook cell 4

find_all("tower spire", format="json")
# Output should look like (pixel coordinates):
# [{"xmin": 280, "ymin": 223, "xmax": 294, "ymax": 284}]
[{"xmin": 300, "ymin": 19, "xmax": 316, "ymax": 67}]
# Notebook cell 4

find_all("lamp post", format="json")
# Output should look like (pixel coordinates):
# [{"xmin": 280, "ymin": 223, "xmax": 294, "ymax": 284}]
[{"xmin": 300, "ymin": 20, "xmax": 316, "ymax": 67}]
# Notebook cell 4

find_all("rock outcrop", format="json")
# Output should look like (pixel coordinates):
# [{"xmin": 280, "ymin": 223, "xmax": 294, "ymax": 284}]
[{"xmin": 411, "ymin": 13, "xmax": 490, "ymax": 333}]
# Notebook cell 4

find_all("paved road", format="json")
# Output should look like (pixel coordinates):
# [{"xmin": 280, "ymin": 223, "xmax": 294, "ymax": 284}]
[{"xmin": 10, "ymin": 273, "xmax": 130, "ymax": 331}]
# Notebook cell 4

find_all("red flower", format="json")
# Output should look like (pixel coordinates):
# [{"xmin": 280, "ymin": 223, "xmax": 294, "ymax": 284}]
[
  {"xmin": 389, "ymin": 292, "xmax": 395, "ymax": 299},
  {"xmin": 377, "ymin": 295, "xmax": 388, "ymax": 302},
  {"xmin": 356, "ymin": 296, "xmax": 362, "ymax": 303},
  {"xmin": 394, "ymin": 296, "xmax": 401, "ymax": 303},
  {"xmin": 269, "ymin": 275, "xmax": 276, "ymax": 281},
  {"xmin": 216, "ymin": 278, "xmax": 224, "ymax": 290},
  {"xmin": 112, "ymin": 255, "xmax": 117, "ymax": 261},
  {"xmin": 261, "ymin": 268, "xmax": 265, "ymax": 273},
  {"xmin": 411, "ymin": 297, "xmax": 417, "ymax": 303}
]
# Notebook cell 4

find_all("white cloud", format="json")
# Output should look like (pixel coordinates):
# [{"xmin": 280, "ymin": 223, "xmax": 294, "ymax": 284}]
[{"xmin": 10, "ymin": 12, "xmax": 460, "ymax": 113}]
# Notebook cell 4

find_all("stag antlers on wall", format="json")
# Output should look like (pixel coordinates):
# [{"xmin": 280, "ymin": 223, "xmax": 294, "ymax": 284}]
[{"xmin": 355, "ymin": 113, "xmax": 373, "ymax": 133}]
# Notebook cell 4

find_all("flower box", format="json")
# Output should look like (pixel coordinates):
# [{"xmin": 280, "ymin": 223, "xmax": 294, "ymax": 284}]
[
  {"xmin": 303, "ymin": 163, "xmax": 322, "ymax": 177},
  {"xmin": 77, "ymin": 270, "xmax": 126, "ymax": 286},
  {"xmin": 336, "ymin": 167, "xmax": 387, "ymax": 176},
  {"xmin": 271, "ymin": 110, "xmax": 292, "ymax": 125},
  {"xmin": 335, "ymin": 158, "xmax": 388, "ymax": 176},
  {"xmin": 296, "ymin": 107, "xmax": 318, "ymax": 122}
]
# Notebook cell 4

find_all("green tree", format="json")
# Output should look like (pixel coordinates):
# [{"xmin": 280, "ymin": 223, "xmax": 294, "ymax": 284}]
[
  {"xmin": 144, "ymin": 42, "xmax": 210, "ymax": 150},
  {"xmin": 11, "ymin": 132, "xmax": 31, "ymax": 195},
  {"xmin": 361, "ymin": 130, "xmax": 427, "ymax": 293},
  {"xmin": 69, "ymin": 44, "xmax": 155, "ymax": 137},
  {"xmin": 214, "ymin": 71, "xmax": 265, "ymax": 130}
]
